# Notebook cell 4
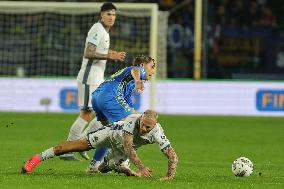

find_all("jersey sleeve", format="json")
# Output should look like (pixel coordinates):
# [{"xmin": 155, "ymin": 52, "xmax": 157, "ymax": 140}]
[
  {"xmin": 139, "ymin": 67, "xmax": 146, "ymax": 80},
  {"xmin": 125, "ymin": 94, "xmax": 134, "ymax": 108},
  {"xmin": 124, "ymin": 81, "xmax": 135, "ymax": 108},
  {"xmin": 154, "ymin": 125, "xmax": 171, "ymax": 152},
  {"xmin": 86, "ymin": 24, "xmax": 104, "ymax": 47}
]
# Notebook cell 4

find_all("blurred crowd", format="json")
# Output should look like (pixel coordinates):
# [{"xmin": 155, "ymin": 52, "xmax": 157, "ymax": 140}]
[
  {"xmin": 163, "ymin": 0, "xmax": 284, "ymax": 78},
  {"xmin": 212, "ymin": 0, "xmax": 282, "ymax": 28},
  {"xmin": 163, "ymin": 0, "xmax": 283, "ymax": 28},
  {"xmin": 11, "ymin": 0, "xmax": 283, "ymax": 28},
  {"xmin": 4, "ymin": 0, "xmax": 284, "ymax": 79}
]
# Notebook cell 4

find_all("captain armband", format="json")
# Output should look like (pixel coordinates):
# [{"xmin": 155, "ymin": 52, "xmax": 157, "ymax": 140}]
[
  {"xmin": 122, "ymin": 130, "xmax": 133, "ymax": 135},
  {"xmin": 161, "ymin": 144, "xmax": 171, "ymax": 152}
]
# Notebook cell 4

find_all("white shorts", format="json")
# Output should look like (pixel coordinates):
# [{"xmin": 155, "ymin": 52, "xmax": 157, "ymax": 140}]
[
  {"xmin": 85, "ymin": 127, "xmax": 127, "ymax": 164},
  {"xmin": 77, "ymin": 82, "xmax": 99, "ymax": 110},
  {"xmin": 86, "ymin": 127, "xmax": 111, "ymax": 149}
]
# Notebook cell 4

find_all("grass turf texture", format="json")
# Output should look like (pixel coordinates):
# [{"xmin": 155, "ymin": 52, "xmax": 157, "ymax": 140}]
[{"xmin": 0, "ymin": 112, "xmax": 283, "ymax": 189}]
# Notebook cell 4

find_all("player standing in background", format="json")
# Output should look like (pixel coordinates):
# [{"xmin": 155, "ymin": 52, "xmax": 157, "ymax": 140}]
[
  {"xmin": 60, "ymin": 2, "xmax": 126, "ymax": 160},
  {"xmin": 86, "ymin": 55, "xmax": 155, "ymax": 172},
  {"xmin": 22, "ymin": 110, "xmax": 178, "ymax": 180}
]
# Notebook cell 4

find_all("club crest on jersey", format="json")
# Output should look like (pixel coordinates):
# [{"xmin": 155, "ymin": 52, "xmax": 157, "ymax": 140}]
[
  {"xmin": 93, "ymin": 34, "xmax": 98, "ymax": 40},
  {"xmin": 126, "ymin": 121, "xmax": 133, "ymax": 128}
]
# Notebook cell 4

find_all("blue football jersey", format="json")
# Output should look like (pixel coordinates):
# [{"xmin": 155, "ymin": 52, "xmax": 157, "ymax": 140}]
[
  {"xmin": 107, "ymin": 66, "xmax": 146, "ymax": 94},
  {"xmin": 124, "ymin": 81, "xmax": 135, "ymax": 108},
  {"xmin": 110, "ymin": 66, "xmax": 146, "ymax": 82},
  {"xmin": 91, "ymin": 66, "xmax": 146, "ymax": 122}
]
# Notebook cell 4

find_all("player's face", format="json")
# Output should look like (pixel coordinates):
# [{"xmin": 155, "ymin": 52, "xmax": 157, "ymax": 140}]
[
  {"xmin": 141, "ymin": 60, "xmax": 155, "ymax": 80},
  {"xmin": 139, "ymin": 116, "xmax": 156, "ymax": 135},
  {"xmin": 101, "ymin": 9, "xmax": 116, "ymax": 28}
]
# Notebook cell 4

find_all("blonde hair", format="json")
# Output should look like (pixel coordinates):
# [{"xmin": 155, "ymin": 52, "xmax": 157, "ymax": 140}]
[{"xmin": 143, "ymin": 109, "xmax": 158, "ymax": 122}]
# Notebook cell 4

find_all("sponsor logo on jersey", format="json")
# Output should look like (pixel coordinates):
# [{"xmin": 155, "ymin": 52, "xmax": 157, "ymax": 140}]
[
  {"xmin": 93, "ymin": 34, "xmax": 98, "ymax": 40},
  {"xmin": 256, "ymin": 90, "xmax": 284, "ymax": 111}
]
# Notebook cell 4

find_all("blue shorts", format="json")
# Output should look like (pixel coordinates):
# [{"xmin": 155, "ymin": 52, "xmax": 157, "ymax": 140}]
[{"xmin": 91, "ymin": 84, "xmax": 132, "ymax": 123}]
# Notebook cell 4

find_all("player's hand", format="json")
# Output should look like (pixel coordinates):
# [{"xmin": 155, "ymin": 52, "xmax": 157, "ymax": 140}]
[
  {"xmin": 108, "ymin": 51, "xmax": 126, "ymax": 62},
  {"xmin": 126, "ymin": 170, "xmax": 139, "ymax": 177},
  {"xmin": 137, "ymin": 166, "xmax": 152, "ymax": 177},
  {"xmin": 159, "ymin": 176, "xmax": 173, "ymax": 181},
  {"xmin": 116, "ymin": 51, "xmax": 126, "ymax": 61},
  {"xmin": 118, "ymin": 165, "xmax": 138, "ymax": 177},
  {"xmin": 135, "ymin": 80, "xmax": 144, "ymax": 93}
]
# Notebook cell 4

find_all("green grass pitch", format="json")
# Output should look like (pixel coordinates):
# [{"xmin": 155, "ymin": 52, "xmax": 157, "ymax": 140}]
[{"xmin": 0, "ymin": 112, "xmax": 283, "ymax": 189}]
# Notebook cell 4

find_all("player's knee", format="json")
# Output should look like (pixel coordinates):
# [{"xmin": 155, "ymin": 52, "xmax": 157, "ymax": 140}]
[
  {"xmin": 77, "ymin": 139, "xmax": 91, "ymax": 152},
  {"xmin": 54, "ymin": 145, "xmax": 64, "ymax": 155},
  {"xmin": 80, "ymin": 110, "xmax": 93, "ymax": 122},
  {"xmin": 100, "ymin": 120, "xmax": 110, "ymax": 126}
]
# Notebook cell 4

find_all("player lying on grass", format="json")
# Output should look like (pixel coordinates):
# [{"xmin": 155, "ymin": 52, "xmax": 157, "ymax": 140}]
[{"xmin": 22, "ymin": 110, "xmax": 178, "ymax": 180}]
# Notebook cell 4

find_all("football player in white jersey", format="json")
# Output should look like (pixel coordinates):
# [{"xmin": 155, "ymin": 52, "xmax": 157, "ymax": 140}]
[
  {"xmin": 22, "ymin": 110, "xmax": 178, "ymax": 180},
  {"xmin": 61, "ymin": 2, "xmax": 126, "ymax": 160}
]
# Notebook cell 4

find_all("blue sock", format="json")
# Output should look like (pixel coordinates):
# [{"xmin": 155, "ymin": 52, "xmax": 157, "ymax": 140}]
[{"xmin": 93, "ymin": 147, "xmax": 108, "ymax": 161}]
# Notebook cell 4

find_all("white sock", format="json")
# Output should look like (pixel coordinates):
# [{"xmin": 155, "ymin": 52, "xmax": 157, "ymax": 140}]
[
  {"xmin": 90, "ymin": 160, "xmax": 101, "ymax": 169},
  {"xmin": 81, "ymin": 118, "xmax": 103, "ymax": 137},
  {"xmin": 121, "ymin": 159, "xmax": 130, "ymax": 168},
  {"xmin": 67, "ymin": 116, "xmax": 88, "ymax": 141},
  {"xmin": 40, "ymin": 147, "xmax": 55, "ymax": 161},
  {"xmin": 89, "ymin": 119, "xmax": 103, "ymax": 130}
]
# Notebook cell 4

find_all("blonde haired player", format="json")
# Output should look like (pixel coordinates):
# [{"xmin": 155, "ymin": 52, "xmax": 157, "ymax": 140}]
[
  {"xmin": 61, "ymin": 2, "xmax": 126, "ymax": 160},
  {"xmin": 22, "ymin": 110, "xmax": 178, "ymax": 180}
]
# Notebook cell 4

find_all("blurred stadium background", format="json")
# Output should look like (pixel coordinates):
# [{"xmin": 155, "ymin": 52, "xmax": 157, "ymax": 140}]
[{"xmin": 0, "ymin": 0, "xmax": 284, "ymax": 115}]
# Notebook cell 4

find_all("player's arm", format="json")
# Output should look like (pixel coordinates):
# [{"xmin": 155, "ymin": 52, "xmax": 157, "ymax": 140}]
[
  {"xmin": 131, "ymin": 68, "xmax": 144, "ymax": 92},
  {"xmin": 108, "ymin": 49, "xmax": 117, "ymax": 54},
  {"xmin": 122, "ymin": 132, "xmax": 151, "ymax": 177},
  {"xmin": 116, "ymin": 165, "xmax": 138, "ymax": 177},
  {"xmin": 160, "ymin": 147, "xmax": 178, "ymax": 180},
  {"xmin": 83, "ymin": 42, "xmax": 125, "ymax": 61}
]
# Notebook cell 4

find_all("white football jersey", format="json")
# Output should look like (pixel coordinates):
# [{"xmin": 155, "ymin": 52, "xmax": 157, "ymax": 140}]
[
  {"xmin": 108, "ymin": 114, "xmax": 171, "ymax": 153},
  {"xmin": 77, "ymin": 21, "xmax": 110, "ymax": 85}
]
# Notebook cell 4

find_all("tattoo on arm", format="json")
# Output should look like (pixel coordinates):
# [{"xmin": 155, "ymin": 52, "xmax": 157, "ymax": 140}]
[
  {"xmin": 117, "ymin": 165, "xmax": 136, "ymax": 176},
  {"xmin": 164, "ymin": 147, "xmax": 178, "ymax": 178},
  {"xmin": 123, "ymin": 132, "xmax": 145, "ymax": 169},
  {"xmin": 84, "ymin": 42, "xmax": 108, "ymax": 60}
]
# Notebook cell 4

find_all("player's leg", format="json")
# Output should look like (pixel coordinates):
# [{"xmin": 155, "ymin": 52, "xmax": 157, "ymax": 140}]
[
  {"xmin": 81, "ymin": 118, "xmax": 104, "ymax": 137},
  {"xmin": 68, "ymin": 83, "xmax": 93, "ymax": 141},
  {"xmin": 89, "ymin": 138, "xmax": 109, "ymax": 172},
  {"xmin": 61, "ymin": 83, "xmax": 93, "ymax": 160},
  {"xmin": 98, "ymin": 149, "xmax": 135, "ymax": 176},
  {"xmin": 80, "ymin": 118, "xmax": 105, "ymax": 166},
  {"xmin": 22, "ymin": 139, "xmax": 91, "ymax": 173},
  {"xmin": 78, "ymin": 83, "xmax": 104, "ymax": 160},
  {"xmin": 86, "ymin": 125, "xmax": 112, "ymax": 173},
  {"xmin": 76, "ymin": 110, "xmax": 93, "ymax": 160},
  {"xmin": 87, "ymin": 122, "xmax": 110, "ymax": 172},
  {"xmin": 89, "ymin": 94, "xmax": 133, "ymax": 172},
  {"xmin": 87, "ymin": 91, "xmax": 112, "ymax": 172}
]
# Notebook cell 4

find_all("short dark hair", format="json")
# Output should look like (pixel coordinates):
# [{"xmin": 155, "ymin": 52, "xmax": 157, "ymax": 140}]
[
  {"xmin": 132, "ymin": 55, "xmax": 155, "ymax": 66},
  {"xmin": 100, "ymin": 2, "xmax": 116, "ymax": 12}
]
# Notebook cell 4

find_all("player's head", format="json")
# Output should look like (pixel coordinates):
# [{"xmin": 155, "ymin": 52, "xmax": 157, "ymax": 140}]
[
  {"xmin": 100, "ymin": 3, "xmax": 117, "ymax": 28},
  {"xmin": 139, "ymin": 109, "xmax": 158, "ymax": 135},
  {"xmin": 133, "ymin": 55, "xmax": 156, "ymax": 80}
]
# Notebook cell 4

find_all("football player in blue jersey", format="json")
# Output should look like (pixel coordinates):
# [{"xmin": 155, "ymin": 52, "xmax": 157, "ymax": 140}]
[{"xmin": 87, "ymin": 55, "xmax": 155, "ymax": 172}]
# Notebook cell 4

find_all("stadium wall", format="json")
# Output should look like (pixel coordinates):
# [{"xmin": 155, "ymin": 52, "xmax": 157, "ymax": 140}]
[{"xmin": 0, "ymin": 78, "xmax": 284, "ymax": 116}]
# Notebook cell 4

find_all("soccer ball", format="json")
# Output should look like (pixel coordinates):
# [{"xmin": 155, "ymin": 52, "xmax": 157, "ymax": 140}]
[{"xmin": 231, "ymin": 157, "xmax": 253, "ymax": 177}]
